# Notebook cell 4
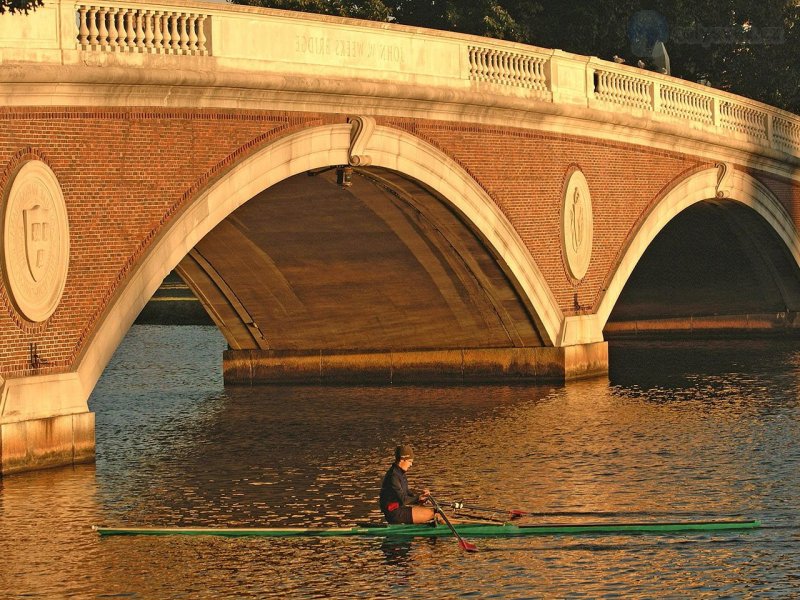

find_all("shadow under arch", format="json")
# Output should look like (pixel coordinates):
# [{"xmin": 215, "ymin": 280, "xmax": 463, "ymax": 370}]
[
  {"xmin": 74, "ymin": 123, "xmax": 563, "ymax": 399},
  {"xmin": 596, "ymin": 165, "xmax": 800, "ymax": 331}
]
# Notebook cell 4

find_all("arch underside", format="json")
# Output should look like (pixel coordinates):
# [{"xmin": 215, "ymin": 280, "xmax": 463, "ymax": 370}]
[
  {"xmin": 606, "ymin": 200, "xmax": 800, "ymax": 336},
  {"xmin": 176, "ymin": 167, "xmax": 544, "ymax": 354}
]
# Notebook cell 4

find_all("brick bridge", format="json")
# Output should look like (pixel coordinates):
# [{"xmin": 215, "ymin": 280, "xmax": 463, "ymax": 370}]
[{"xmin": 1, "ymin": 1, "xmax": 799, "ymax": 473}]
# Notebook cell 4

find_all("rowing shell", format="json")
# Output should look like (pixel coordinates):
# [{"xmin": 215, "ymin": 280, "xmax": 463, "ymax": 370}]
[{"xmin": 93, "ymin": 519, "xmax": 760, "ymax": 538}]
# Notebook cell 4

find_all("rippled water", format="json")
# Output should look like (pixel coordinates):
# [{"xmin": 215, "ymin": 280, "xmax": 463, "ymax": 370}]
[{"xmin": 2, "ymin": 326, "xmax": 800, "ymax": 598}]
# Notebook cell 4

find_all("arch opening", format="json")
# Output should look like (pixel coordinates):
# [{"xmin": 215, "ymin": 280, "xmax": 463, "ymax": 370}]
[
  {"xmin": 172, "ymin": 167, "xmax": 545, "ymax": 366},
  {"xmin": 73, "ymin": 123, "xmax": 568, "ymax": 392},
  {"xmin": 605, "ymin": 200, "xmax": 800, "ymax": 338}
]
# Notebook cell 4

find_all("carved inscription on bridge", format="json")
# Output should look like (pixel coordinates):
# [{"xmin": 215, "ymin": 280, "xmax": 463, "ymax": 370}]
[
  {"xmin": 294, "ymin": 34, "xmax": 405, "ymax": 64},
  {"xmin": 2, "ymin": 160, "xmax": 69, "ymax": 322}
]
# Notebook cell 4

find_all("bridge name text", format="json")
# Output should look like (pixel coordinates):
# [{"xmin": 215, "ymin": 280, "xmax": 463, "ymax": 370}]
[{"xmin": 294, "ymin": 34, "xmax": 405, "ymax": 64}]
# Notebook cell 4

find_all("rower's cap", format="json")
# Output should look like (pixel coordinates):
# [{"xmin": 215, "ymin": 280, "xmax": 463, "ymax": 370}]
[{"xmin": 395, "ymin": 445, "xmax": 414, "ymax": 461}]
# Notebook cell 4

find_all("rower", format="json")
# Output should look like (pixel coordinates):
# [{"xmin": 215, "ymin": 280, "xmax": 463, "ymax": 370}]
[{"xmin": 379, "ymin": 445, "xmax": 437, "ymax": 524}]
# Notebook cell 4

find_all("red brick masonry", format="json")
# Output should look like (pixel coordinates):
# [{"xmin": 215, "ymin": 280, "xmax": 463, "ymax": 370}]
[{"xmin": 1, "ymin": 108, "xmax": 798, "ymax": 379}]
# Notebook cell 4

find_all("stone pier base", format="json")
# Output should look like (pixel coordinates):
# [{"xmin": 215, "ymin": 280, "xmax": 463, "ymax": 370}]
[
  {"xmin": 0, "ymin": 412, "xmax": 95, "ymax": 476},
  {"xmin": 224, "ymin": 343, "xmax": 608, "ymax": 384}
]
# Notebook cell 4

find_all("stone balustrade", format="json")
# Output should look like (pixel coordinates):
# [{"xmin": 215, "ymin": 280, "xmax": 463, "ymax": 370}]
[
  {"xmin": 0, "ymin": 0, "xmax": 797, "ymax": 158},
  {"xmin": 655, "ymin": 84, "xmax": 714, "ymax": 124},
  {"xmin": 594, "ymin": 69, "xmax": 652, "ymax": 110},
  {"xmin": 468, "ymin": 45, "xmax": 548, "ymax": 93},
  {"xmin": 76, "ymin": 4, "xmax": 209, "ymax": 55}
]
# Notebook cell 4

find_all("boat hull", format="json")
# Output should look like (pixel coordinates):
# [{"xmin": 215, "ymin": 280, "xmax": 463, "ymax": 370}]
[{"xmin": 93, "ymin": 519, "xmax": 761, "ymax": 538}]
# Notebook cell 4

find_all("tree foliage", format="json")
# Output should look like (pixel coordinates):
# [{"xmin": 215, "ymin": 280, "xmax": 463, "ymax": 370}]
[{"xmin": 0, "ymin": 0, "xmax": 43, "ymax": 14}]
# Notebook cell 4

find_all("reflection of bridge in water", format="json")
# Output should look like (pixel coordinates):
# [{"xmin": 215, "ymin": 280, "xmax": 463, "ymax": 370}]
[{"xmin": 0, "ymin": 0, "xmax": 799, "ymax": 473}]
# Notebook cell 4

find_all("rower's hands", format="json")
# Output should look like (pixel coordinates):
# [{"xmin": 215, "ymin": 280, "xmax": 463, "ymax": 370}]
[{"xmin": 418, "ymin": 489, "xmax": 431, "ymax": 504}]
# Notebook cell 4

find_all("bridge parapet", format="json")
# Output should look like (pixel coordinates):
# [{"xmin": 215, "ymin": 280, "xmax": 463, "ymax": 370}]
[{"xmin": 1, "ymin": 0, "xmax": 798, "ymax": 159}]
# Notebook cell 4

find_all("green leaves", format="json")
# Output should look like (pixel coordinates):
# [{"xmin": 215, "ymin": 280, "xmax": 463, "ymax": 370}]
[{"xmin": 0, "ymin": 0, "xmax": 43, "ymax": 15}]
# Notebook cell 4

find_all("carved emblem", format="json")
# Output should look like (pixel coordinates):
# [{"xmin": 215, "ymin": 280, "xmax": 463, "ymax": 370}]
[
  {"xmin": 562, "ymin": 168, "xmax": 593, "ymax": 281},
  {"xmin": 23, "ymin": 205, "xmax": 50, "ymax": 282},
  {"xmin": 348, "ymin": 115, "xmax": 376, "ymax": 167},
  {"xmin": 2, "ymin": 160, "xmax": 69, "ymax": 322},
  {"xmin": 716, "ymin": 161, "xmax": 734, "ymax": 198},
  {"xmin": 569, "ymin": 187, "xmax": 585, "ymax": 253}
]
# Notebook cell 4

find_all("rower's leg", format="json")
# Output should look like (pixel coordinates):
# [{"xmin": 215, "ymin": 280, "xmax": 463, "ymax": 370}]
[{"xmin": 411, "ymin": 506, "xmax": 436, "ymax": 524}]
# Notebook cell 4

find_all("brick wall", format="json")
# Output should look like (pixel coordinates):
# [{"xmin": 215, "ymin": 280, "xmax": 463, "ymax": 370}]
[
  {"xmin": 0, "ymin": 108, "xmax": 336, "ymax": 378},
  {"xmin": 0, "ymin": 108, "xmax": 797, "ymax": 378}
]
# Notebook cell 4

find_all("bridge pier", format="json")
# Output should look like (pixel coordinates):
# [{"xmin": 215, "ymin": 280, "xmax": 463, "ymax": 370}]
[
  {"xmin": 0, "ymin": 412, "xmax": 95, "ymax": 475},
  {"xmin": 0, "ymin": 375, "xmax": 95, "ymax": 476},
  {"xmin": 223, "ymin": 343, "xmax": 608, "ymax": 384}
]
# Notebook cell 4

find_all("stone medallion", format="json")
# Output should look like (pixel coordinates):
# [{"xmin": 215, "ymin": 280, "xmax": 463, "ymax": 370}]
[
  {"xmin": 562, "ymin": 168, "xmax": 593, "ymax": 281},
  {"xmin": 2, "ymin": 160, "xmax": 69, "ymax": 322}
]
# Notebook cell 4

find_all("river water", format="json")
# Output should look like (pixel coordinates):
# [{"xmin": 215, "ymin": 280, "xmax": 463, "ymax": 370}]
[{"xmin": 2, "ymin": 325, "xmax": 799, "ymax": 598}]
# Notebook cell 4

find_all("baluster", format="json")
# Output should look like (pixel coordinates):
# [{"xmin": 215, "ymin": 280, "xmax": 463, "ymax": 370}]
[
  {"xmin": 78, "ymin": 6, "xmax": 89, "ymax": 49},
  {"xmin": 179, "ymin": 14, "xmax": 189, "ymax": 52},
  {"xmin": 478, "ymin": 49, "xmax": 488, "ymax": 80},
  {"xmin": 468, "ymin": 47, "xmax": 475, "ymax": 77},
  {"xmin": 162, "ymin": 13, "xmax": 172, "ymax": 53},
  {"xmin": 170, "ymin": 13, "xmax": 179, "ymax": 54},
  {"xmin": 97, "ymin": 7, "xmax": 108, "ymax": 51},
  {"xmin": 197, "ymin": 15, "xmax": 208, "ymax": 55},
  {"xmin": 144, "ymin": 11, "xmax": 154, "ymax": 51},
  {"xmin": 134, "ymin": 11, "xmax": 144, "ymax": 51},
  {"xmin": 496, "ymin": 52, "xmax": 504, "ymax": 84},
  {"xmin": 188, "ymin": 15, "xmax": 198, "ymax": 53},
  {"xmin": 125, "ymin": 10, "xmax": 136, "ymax": 52},
  {"xmin": 107, "ymin": 7, "xmax": 118, "ymax": 50},
  {"xmin": 469, "ymin": 47, "xmax": 477, "ymax": 78},
  {"xmin": 153, "ymin": 11, "xmax": 163, "ymax": 52},
  {"xmin": 520, "ymin": 57, "xmax": 530, "ymax": 87},
  {"xmin": 534, "ymin": 60, "xmax": 544, "ymax": 89},
  {"xmin": 87, "ymin": 6, "xmax": 99, "ymax": 49},
  {"xmin": 116, "ymin": 9, "xmax": 126, "ymax": 51}
]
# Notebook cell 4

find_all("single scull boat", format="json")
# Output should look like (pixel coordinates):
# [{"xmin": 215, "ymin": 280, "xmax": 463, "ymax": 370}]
[{"xmin": 93, "ymin": 519, "xmax": 760, "ymax": 538}]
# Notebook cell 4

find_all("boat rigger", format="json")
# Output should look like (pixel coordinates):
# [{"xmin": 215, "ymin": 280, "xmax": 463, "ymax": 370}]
[{"xmin": 92, "ymin": 519, "xmax": 761, "ymax": 538}]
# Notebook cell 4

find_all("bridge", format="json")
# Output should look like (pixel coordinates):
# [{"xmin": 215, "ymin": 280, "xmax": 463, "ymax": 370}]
[{"xmin": 1, "ymin": 0, "xmax": 799, "ymax": 474}]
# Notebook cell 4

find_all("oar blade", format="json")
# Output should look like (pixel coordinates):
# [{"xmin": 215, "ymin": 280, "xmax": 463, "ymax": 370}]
[
  {"xmin": 458, "ymin": 538, "xmax": 479, "ymax": 553},
  {"xmin": 509, "ymin": 510, "xmax": 527, "ymax": 520}
]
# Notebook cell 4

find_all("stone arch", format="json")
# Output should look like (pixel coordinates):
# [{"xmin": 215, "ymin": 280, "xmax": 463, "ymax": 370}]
[
  {"xmin": 596, "ymin": 165, "xmax": 800, "ymax": 330},
  {"xmin": 71, "ymin": 123, "xmax": 562, "ymax": 401}
]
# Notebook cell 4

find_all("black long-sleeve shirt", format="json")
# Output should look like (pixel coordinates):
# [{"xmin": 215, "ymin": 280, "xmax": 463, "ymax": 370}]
[{"xmin": 379, "ymin": 464, "xmax": 419, "ymax": 513}]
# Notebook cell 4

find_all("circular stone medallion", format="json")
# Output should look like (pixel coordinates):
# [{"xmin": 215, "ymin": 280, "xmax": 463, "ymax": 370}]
[
  {"xmin": 562, "ymin": 169, "xmax": 593, "ymax": 281},
  {"xmin": 2, "ymin": 160, "xmax": 69, "ymax": 322}
]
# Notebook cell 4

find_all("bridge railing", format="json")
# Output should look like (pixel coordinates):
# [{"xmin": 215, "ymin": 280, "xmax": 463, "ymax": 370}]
[
  {"xmin": 1, "ymin": 0, "xmax": 798, "ymax": 159},
  {"xmin": 74, "ymin": 3, "xmax": 210, "ymax": 55}
]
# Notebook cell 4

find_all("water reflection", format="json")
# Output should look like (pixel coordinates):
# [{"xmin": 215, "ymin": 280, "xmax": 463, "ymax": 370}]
[{"xmin": 1, "ymin": 327, "xmax": 798, "ymax": 597}]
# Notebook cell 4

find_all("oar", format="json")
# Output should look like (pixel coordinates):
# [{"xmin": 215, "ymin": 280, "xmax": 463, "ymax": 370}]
[
  {"xmin": 428, "ymin": 495, "xmax": 478, "ymax": 553},
  {"xmin": 448, "ymin": 501, "xmax": 528, "ymax": 520}
]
